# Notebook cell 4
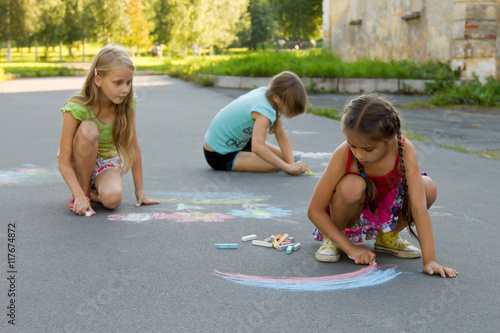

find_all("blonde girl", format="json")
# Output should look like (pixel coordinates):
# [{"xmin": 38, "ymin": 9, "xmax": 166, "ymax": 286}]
[
  {"xmin": 308, "ymin": 94, "xmax": 458, "ymax": 278},
  {"xmin": 58, "ymin": 45, "xmax": 159, "ymax": 216},
  {"xmin": 203, "ymin": 71, "xmax": 308, "ymax": 174}
]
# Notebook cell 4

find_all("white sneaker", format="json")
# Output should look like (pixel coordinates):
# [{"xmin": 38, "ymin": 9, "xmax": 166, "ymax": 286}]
[{"xmin": 315, "ymin": 238, "xmax": 340, "ymax": 262}]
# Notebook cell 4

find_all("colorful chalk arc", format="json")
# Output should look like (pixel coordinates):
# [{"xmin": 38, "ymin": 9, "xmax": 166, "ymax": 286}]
[{"xmin": 213, "ymin": 263, "xmax": 402, "ymax": 291}]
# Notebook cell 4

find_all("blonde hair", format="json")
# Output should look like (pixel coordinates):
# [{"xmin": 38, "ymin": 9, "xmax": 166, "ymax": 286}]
[
  {"xmin": 265, "ymin": 71, "xmax": 307, "ymax": 134},
  {"xmin": 68, "ymin": 45, "xmax": 136, "ymax": 173}
]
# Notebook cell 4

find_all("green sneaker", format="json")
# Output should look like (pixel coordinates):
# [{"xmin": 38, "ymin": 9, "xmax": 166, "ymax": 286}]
[
  {"xmin": 374, "ymin": 231, "xmax": 422, "ymax": 258},
  {"xmin": 315, "ymin": 238, "xmax": 340, "ymax": 262}
]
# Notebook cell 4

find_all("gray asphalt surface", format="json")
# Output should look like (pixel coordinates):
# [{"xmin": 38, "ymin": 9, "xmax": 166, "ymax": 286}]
[{"xmin": 0, "ymin": 76, "xmax": 499, "ymax": 332}]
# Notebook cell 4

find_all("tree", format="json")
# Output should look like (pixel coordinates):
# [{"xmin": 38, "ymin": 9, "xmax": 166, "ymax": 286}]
[
  {"xmin": 274, "ymin": 0, "xmax": 322, "ymax": 41},
  {"xmin": 63, "ymin": 0, "xmax": 83, "ymax": 57},
  {"xmin": 247, "ymin": 0, "xmax": 277, "ymax": 50},
  {"xmin": 125, "ymin": 0, "xmax": 151, "ymax": 57},
  {"xmin": 38, "ymin": 0, "xmax": 65, "ymax": 60},
  {"xmin": 149, "ymin": 0, "xmax": 173, "ymax": 45},
  {"xmin": 90, "ymin": 0, "xmax": 128, "ymax": 45}
]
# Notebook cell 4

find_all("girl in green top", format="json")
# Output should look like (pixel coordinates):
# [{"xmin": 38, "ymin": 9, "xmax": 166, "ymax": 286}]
[{"xmin": 58, "ymin": 46, "xmax": 159, "ymax": 216}]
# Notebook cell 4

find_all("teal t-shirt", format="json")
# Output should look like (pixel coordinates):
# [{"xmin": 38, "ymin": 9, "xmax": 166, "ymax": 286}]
[
  {"xmin": 61, "ymin": 95, "xmax": 137, "ymax": 159},
  {"xmin": 204, "ymin": 87, "xmax": 277, "ymax": 154}
]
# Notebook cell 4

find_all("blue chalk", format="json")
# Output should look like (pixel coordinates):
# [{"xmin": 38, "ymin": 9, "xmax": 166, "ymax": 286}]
[
  {"xmin": 215, "ymin": 243, "xmax": 238, "ymax": 249},
  {"xmin": 277, "ymin": 245, "xmax": 288, "ymax": 251},
  {"xmin": 286, "ymin": 245, "xmax": 293, "ymax": 254}
]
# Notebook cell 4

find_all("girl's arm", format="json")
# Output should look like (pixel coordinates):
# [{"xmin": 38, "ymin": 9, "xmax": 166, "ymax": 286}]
[
  {"xmin": 58, "ymin": 112, "xmax": 93, "ymax": 214},
  {"xmin": 308, "ymin": 142, "xmax": 374, "ymax": 262},
  {"xmin": 404, "ymin": 140, "xmax": 458, "ymax": 277},
  {"xmin": 130, "ymin": 125, "xmax": 160, "ymax": 207},
  {"xmin": 273, "ymin": 117, "xmax": 294, "ymax": 164},
  {"xmin": 251, "ymin": 113, "xmax": 306, "ymax": 174}
]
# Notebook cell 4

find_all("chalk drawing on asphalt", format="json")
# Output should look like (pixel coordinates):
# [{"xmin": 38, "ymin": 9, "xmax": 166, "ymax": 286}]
[{"xmin": 213, "ymin": 263, "xmax": 402, "ymax": 291}]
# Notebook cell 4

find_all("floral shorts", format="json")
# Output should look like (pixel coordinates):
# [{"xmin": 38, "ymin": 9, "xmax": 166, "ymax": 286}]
[
  {"xmin": 313, "ymin": 173, "xmax": 428, "ymax": 243},
  {"xmin": 90, "ymin": 157, "xmax": 124, "ymax": 192},
  {"xmin": 313, "ymin": 180, "xmax": 404, "ymax": 243}
]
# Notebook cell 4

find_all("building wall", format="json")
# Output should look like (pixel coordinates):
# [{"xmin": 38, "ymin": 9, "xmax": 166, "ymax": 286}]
[{"xmin": 324, "ymin": 0, "xmax": 500, "ymax": 80}]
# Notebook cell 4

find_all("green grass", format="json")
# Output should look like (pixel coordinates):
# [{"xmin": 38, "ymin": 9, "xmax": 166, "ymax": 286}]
[
  {"xmin": 307, "ymin": 105, "xmax": 341, "ymax": 121},
  {"xmin": 0, "ymin": 62, "xmax": 85, "ymax": 77},
  {"xmin": 197, "ymin": 50, "xmax": 458, "ymax": 80},
  {"xmin": 429, "ymin": 76, "xmax": 500, "ymax": 106}
]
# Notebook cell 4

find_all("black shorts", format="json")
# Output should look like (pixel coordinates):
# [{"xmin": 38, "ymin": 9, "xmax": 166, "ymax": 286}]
[{"xmin": 204, "ymin": 140, "xmax": 252, "ymax": 171}]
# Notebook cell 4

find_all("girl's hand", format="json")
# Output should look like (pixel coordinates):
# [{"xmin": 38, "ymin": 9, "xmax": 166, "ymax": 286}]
[
  {"xmin": 135, "ymin": 191, "xmax": 161, "ymax": 207},
  {"xmin": 285, "ymin": 161, "xmax": 308, "ymax": 175},
  {"xmin": 423, "ymin": 260, "xmax": 458, "ymax": 278},
  {"xmin": 347, "ymin": 245, "xmax": 376, "ymax": 264},
  {"xmin": 73, "ymin": 195, "xmax": 94, "ymax": 216}
]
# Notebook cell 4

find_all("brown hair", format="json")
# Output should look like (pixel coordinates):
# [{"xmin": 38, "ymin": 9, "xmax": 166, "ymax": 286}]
[
  {"xmin": 67, "ymin": 45, "xmax": 136, "ymax": 173},
  {"xmin": 265, "ymin": 71, "xmax": 307, "ymax": 134},
  {"xmin": 341, "ymin": 93, "xmax": 415, "ymax": 238}
]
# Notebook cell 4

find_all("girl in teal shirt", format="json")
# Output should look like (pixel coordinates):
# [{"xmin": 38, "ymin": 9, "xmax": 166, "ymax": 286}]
[{"xmin": 204, "ymin": 71, "xmax": 308, "ymax": 174}]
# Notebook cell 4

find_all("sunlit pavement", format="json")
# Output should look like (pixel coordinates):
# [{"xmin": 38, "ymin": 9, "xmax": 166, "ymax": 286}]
[{"xmin": 0, "ymin": 76, "xmax": 498, "ymax": 332}]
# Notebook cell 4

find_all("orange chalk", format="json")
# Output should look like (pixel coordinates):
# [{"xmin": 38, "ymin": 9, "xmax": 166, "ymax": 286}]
[{"xmin": 277, "ymin": 233, "xmax": 289, "ymax": 245}]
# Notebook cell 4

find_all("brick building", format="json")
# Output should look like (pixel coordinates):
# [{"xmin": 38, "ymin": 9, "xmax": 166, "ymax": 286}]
[{"xmin": 323, "ymin": 0, "xmax": 500, "ymax": 80}]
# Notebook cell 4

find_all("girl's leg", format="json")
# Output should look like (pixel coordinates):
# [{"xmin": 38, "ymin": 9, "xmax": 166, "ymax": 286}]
[
  {"xmin": 232, "ymin": 142, "xmax": 290, "ymax": 172},
  {"xmin": 72, "ymin": 121, "xmax": 99, "ymax": 195},
  {"xmin": 315, "ymin": 175, "xmax": 365, "ymax": 263},
  {"xmin": 375, "ymin": 175, "xmax": 436, "ymax": 258},
  {"xmin": 393, "ymin": 174, "xmax": 437, "ymax": 232},
  {"xmin": 232, "ymin": 151, "xmax": 280, "ymax": 172},
  {"xmin": 329, "ymin": 174, "xmax": 366, "ymax": 229},
  {"xmin": 93, "ymin": 168, "xmax": 123, "ymax": 209}
]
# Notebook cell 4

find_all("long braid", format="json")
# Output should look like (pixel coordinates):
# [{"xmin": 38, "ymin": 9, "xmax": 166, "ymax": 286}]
[
  {"xmin": 355, "ymin": 159, "xmax": 379, "ymax": 217},
  {"xmin": 396, "ymin": 122, "xmax": 418, "ymax": 239}
]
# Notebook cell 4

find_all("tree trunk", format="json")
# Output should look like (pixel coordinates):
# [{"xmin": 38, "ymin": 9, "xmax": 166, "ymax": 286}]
[
  {"xmin": 82, "ymin": 38, "xmax": 86, "ymax": 62},
  {"xmin": 35, "ymin": 38, "xmax": 38, "ymax": 62},
  {"xmin": 59, "ymin": 41, "xmax": 63, "ymax": 62}
]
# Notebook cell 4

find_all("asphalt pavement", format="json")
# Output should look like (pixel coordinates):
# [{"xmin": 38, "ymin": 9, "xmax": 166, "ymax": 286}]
[{"xmin": 0, "ymin": 76, "xmax": 499, "ymax": 332}]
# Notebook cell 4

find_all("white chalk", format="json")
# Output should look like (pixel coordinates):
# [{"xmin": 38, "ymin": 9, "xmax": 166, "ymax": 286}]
[
  {"xmin": 292, "ymin": 243, "xmax": 301, "ymax": 251},
  {"xmin": 251, "ymin": 240, "xmax": 273, "ymax": 248},
  {"xmin": 85, "ymin": 211, "xmax": 92, "ymax": 217},
  {"xmin": 241, "ymin": 234, "xmax": 257, "ymax": 242}
]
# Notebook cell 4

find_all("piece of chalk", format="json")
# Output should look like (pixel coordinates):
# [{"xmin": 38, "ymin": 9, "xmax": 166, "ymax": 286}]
[
  {"xmin": 264, "ymin": 237, "xmax": 273, "ymax": 242},
  {"xmin": 241, "ymin": 234, "xmax": 257, "ymax": 242},
  {"xmin": 286, "ymin": 245, "xmax": 293, "ymax": 254},
  {"xmin": 280, "ymin": 241, "xmax": 293, "ymax": 246},
  {"xmin": 271, "ymin": 235, "xmax": 280, "ymax": 249},
  {"xmin": 277, "ymin": 233, "xmax": 289, "ymax": 245},
  {"xmin": 85, "ymin": 210, "xmax": 94, "ymax": 217},
  {"xmin": 215, "ymin": 243, "xmax": 238, "ymax": 249},
  {"xmin": 292, "ymin": 243, "xmax": 301, "ymax": 251},
  {"xmin": 275, "ymin": 234, "xmax": 282, "ymax": 240},
  {"xmin": 277, "ymin": 244, "xmax": 289, "ymax": 251},
  {"xmin": 288, "ymin": 237, "xmax": 295, "ymax": 243},
  {"xmin": 305, "ymin": 170, "xmax": 313, "ymax": 175},
  {"xmin": 252, "ymin": 240, "xmax": 273, "ymax": 248}
]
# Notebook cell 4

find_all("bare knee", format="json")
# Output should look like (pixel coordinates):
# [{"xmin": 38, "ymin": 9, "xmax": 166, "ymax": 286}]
[
  {"xmin": 336, "ymin": 174, "xmax": 366, "ymax": 204},
  {"xmin": 100, "ymin": 190, "xmax": 123, "ymax": 209},
  {"xmin": 423, "ymin": 176, "xmax": 437, "ymax": 208},
  {"xmin": 77, "ymin": 121, "xmax": 99, "ymax": 143},
  {"xmin": 74, "ymin": 121, "xmax": 99, "ymax": 156}
]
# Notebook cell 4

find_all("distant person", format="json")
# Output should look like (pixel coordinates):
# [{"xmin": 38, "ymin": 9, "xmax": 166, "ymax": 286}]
[
  {"xmin": 192, "ymin": 44, "xmax": 199, "ymax": 56},
  {"xmin": 309, "ymin": 39, "xmax": 317, "ymax": 48},
  {"xmin": 203, "ymin": 71, "xmax": 308, "ymax": 175},
  {"xmin": 308, "ymin": 93, "xmax": 458, "ymax": 278},
  {"xmin": 58, "ymin": 46, "xmax": 160, "ymax": 216},
  {"xmin": 155, "ymin": 43, "xmax": 163, "ymax": 58}
]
